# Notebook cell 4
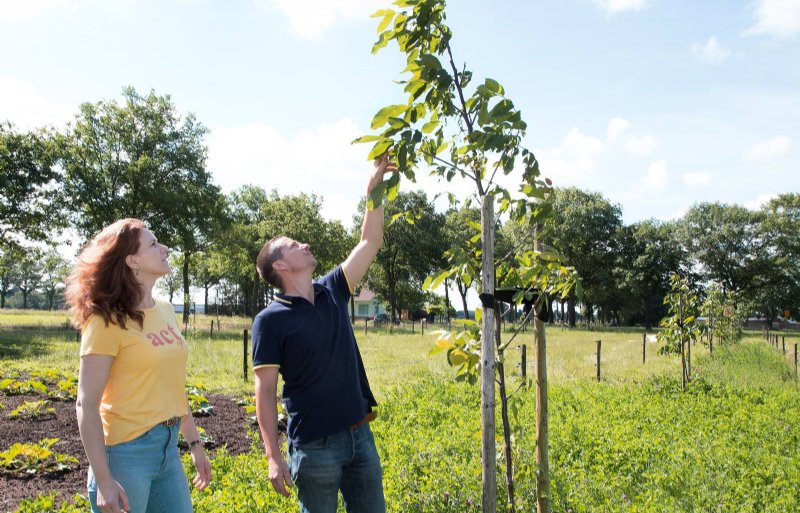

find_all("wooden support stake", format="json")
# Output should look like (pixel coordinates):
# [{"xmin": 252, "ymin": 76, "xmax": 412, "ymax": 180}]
[
  {"xmin": 596, "ymin": 340, "xmax": 602, "ymax": 382},
  {"xmin": 642, "ymin": 333, "xmax": 646, "ymax": 364},
  {"xmin": 210, "ymin": 321, "xmax": 214, "ymax": 339}
]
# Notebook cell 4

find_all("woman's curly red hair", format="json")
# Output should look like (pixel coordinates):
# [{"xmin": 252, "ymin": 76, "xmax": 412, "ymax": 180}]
[{"xmin": 66, "ymin": 218, "xmax": 147, "ymax": 330}]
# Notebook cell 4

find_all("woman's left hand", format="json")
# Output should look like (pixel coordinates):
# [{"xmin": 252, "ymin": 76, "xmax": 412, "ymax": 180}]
[{"xmin": 190, "ymin": 446, "xmax": 212, "ymax": 491}]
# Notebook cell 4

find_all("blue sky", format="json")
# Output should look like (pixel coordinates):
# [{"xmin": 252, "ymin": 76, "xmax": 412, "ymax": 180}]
[{"xmin": 1, "ymin": 0, "xmax": 798, "ymax": 230}]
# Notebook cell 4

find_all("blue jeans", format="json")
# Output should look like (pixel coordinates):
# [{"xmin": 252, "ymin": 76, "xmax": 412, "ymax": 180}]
[
  {"xmin": 289, "ymin": 423, "xmax": 386, "ymax": 513},
  {"xmin": 87, "ymin": 423, "xmax": 193, "ymax": 513}
]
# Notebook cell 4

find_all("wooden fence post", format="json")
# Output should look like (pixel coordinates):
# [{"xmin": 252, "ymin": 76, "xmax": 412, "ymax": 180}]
[
  {"xmin": 519, "ymin": 344, "xmax": 527, "ymax": 381},
  {"xmin": 243, "ymin": 329, "xmax": 248, "ymax": 381},
  {"xmin": 642, "ymin": 333, "xmax": 646, "ymax": 365},
  {"xmin": 364, "ymin": 318, "xmax": 368, "ymax": 336},
  {"xmin": 210, "ymin": 321, "xmax": 214, "ymax": 339},
  {"xmin": 76, "ymin": 330, "xmax": 81, "ymax": 343},
  {"xmin": 795, "ymin": 343, "xmax": 798, "ymax": 377},
  {"xmin": 782, "ymin": 336, "xmax": 785, "ymax": 355},
  {"xmin": 596, "ymin": 340, "xmax": 601, "ymax": 382}
]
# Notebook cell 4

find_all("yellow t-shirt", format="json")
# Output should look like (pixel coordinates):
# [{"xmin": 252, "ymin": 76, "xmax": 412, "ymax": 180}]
[{"xmin": 80, "ymin": 299, "xmax": 189, "ymax": 446}]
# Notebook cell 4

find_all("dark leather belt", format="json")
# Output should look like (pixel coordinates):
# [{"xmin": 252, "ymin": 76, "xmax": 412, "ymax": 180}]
[
  {"xmin": 349, "ymin": 411, "xmax": 377, "ymax": 431},
  {"xmin": 161, "ymin": 416, "xmax": 181, "ymax": 427}
]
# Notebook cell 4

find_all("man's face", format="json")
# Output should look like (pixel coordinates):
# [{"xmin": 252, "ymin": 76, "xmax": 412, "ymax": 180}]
[{"xmin": 276, "ymin": 237, "xmax": 317, "ymax": 273}]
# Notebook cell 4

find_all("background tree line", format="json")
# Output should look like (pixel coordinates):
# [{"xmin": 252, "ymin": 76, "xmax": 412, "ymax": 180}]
[{"xmin": 1, "ymin": 87, "xmax": 798, "ymax": 326}]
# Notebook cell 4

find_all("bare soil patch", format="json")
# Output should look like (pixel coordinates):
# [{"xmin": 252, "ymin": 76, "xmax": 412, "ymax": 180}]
[{"xmin": 0, "ymin": 394, "xmax": 256, "ymax": 512}]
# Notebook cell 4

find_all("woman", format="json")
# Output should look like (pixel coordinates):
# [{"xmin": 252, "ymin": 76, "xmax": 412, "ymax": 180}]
[{"xmin": 67, "ymin": 218, "xmax": 211, "ymax": 513}]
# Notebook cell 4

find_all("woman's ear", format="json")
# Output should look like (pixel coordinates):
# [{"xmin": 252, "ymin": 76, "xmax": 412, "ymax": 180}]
[{"xmin": 125, "ymin": 254, "xmax": 138, "ymax": 270}]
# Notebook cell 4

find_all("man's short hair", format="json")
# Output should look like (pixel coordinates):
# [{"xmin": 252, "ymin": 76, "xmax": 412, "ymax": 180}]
[{"xmin": 257, "ymin": 236, "xmax": 285, "ymax": 289}]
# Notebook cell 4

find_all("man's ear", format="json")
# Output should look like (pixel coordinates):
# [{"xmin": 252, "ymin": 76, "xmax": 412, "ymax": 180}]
[{"xmin": 273, "ymin": 260, "xmax": 287, "ymax": 272}]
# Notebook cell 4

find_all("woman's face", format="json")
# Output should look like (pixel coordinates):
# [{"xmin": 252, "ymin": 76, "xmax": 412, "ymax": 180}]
[{"xmin": 129, "ymin": 228, "xmax": 170, "ymax": 279}]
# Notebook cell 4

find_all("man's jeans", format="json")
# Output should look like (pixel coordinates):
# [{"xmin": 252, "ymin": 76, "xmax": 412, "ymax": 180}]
[
  {"xmin": 289, "ymin": 423, "xmax": 386, "ymax": 513},
  {"xmin": 87, "ymin": 423, "xmax": 193, "ymax": 513}
]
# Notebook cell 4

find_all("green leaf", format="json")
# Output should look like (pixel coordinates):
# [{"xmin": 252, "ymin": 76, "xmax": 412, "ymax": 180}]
[
  {"xmin": 485, "ymin": 78, "xmax": 504, "ymax": 95},
  {"xmin": 371, "ymin": 104, "xmax": 408, "ymax": 130},
  {"xmin": 367, "ymin": 181, "xmax": 386, "ymax": 209},
  {"xmin": 367, "ymin": 139, "xmax": 393, "ymax": 160},
  {"xmin": 421, "ymin": 119, "xmax": 439, "ymax": 134},
  {"xmin": 417, "ymin": 53, "xmax": 442, "ymax": 70},
  {"xmin": 489, "ymin": 99, "xmax": 513, "ymax": 119},
  {"xmin": 376, "ymin": 10, "xmax": 395, "ymax": 33},
  {"xmin": 352, "ymin": 134, "xmax": 382, "ymax": 144}
]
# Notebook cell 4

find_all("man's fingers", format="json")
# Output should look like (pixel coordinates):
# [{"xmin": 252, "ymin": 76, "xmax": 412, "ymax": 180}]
[
  {"xmin": 271, "ymin": 477, "xmax": 290, "ymax": 497},
  {"xmin": 283, "ymin": 466, "xmax": 294, "ymax": 490}
]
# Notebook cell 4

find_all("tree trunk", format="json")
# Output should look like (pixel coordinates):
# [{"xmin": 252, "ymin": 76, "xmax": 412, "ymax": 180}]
[
  {"xmin": 495, "ymin": 305, "xmax": 515, "ymax": 513},
  {"xmin": 182, "ymin": 253, "xmax": 191, "ymax": 324},
  {"xmin": 479, "ymin": 194, "xmax": 496, "ymax": 513},
  {"xmin": 444, "ymin": 277, "xmax": 451, "ymax": 327},
  {"xmin": 567, "ymin": 292, "xmax": 576, "ymax": 328},
  {"xmin": 204, "ymin": 285, "xmax": 210, "ymax": 315},
  {"xmin": 456, "ymin": 276, "xmax": 470, "ymax": 320},
  {"xmin": 534, "ymin": 225, "xmax": 551, "ymax": 513}
]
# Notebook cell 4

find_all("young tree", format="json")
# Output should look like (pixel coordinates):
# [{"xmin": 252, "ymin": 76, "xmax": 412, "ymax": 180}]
[{"xmin": 362, "ymin": 2, "xmax": 577, "ymax": 511}]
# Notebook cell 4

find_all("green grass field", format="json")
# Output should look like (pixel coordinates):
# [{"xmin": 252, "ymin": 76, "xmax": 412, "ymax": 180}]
[
  {"xmin": 4, "ymin": 309, "xmax": 800, "ymax": 512},
  {"xmin": 3, "ymin": 309, "xmax": 798, "ymax": 397}
]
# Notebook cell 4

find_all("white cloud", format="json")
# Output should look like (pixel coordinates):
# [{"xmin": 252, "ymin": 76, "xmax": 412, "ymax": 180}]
[
  {"xmin": 745, "ymin": 0, "xmax": 800, "ymax": 39},
  {"xmin": 0, "ymin": 76, "xmax": 73, "ymax": 129},
  {"xmin": 744, "ymin": 193, "xmax": 778, "ymax": 210},
  {"xmin": 535, "ymin": 128, "xmax": 605, "ymax": 186},
  {"xmin": 590, "ymin": 0, "xmax": 649, "ymax": 15},
  {"xmin": 682, "ymin": 172, "xmax": 712, "ymax": 188},
  {"xmin": 691, "ymin": 36, "xmax": 732, "ymax": 64},
  {"xmin": 0, "ymin": 0, "xmax": 77, "ymax": 21},
  {"xmin": 207, "ymin": 117, "xmax": 378, "ymax": 224},
  {"xmin": 745, "ymin": 136, "xmax": 791, "ymax": 160},
  {"xmin": 623, "ymin": 134, "xmax": 659, "ymax": 156},
  {"xmin": 606, "ymin": 117, "xmax": 631, "ymax": 143},
  {"xmin": 255, "ymin": 0, "xmax": 385, "ymax": 40},
  {"xmin": 644, "ymin": 160, "xmax": 668, "ymax": 192}
]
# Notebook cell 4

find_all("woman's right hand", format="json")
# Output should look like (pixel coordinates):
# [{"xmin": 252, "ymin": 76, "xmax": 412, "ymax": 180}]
[{"xmin": 96, "ymin": 480, "xmax": 130, "ymax": 513}]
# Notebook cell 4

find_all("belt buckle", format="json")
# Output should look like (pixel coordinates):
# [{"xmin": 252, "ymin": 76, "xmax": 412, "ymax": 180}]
[{"xmin": 163, "ymin": 416, "xmax": 180, "ymax": 427}]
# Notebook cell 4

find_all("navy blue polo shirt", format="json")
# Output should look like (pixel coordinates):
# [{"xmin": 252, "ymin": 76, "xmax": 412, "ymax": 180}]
[{"xmin": 251, "ymin": 265, "xmax": 377, "ymax": 447}]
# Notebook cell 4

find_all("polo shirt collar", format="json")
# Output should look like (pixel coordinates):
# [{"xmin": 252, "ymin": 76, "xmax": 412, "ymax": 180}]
[{"xmin": 275, "ymin": 283, "xmax": 325, "ymax": 306}]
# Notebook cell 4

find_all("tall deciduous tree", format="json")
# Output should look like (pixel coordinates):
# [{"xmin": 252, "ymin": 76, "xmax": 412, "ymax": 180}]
[
  {"xmin": 40, "ymin": 249, "xmax": 70, "ymax": 310},
  {"xmin": 358, "ymin": 190, "xmax": 445, "ymax": 322},
  {"xmin": 547, "ymin": 187, "xmax": 621, "ymax": 327},
  {"xmin": 15, "ymin": 247, "xmax": 43, "ymax": 309},
  {"xmin": 216, "ymin": 186, "xmax": 352, "ymax": 317},
  {"xmin": 614, "ymin": 220, "xmax": 688, "ymax": 329},
  {"xmin": 759, "ymin": 194, "xmax": 800, "ymax": 320},
  {"xmin": 0, "ymin": 247, "xmax": 21, "ymax": 309},
  {"xmin": 0, "ymin": 122, "xmax": 64, "ymax": 252},
  {"xmin": 59, "ymin": 87, "xmax": 226, "ymax": 320},
  {"xmin": 682, "ymin": 202, "xmax": 767, "ymax": 296}
]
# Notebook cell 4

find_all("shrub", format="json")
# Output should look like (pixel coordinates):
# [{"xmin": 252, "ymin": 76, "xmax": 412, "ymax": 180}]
[
  {"xmin": 0, "ymin": 439, "xmax": 78, "ymax": 476},
  {"xmin": 9, "ymin": 400, "xmax": 55, "ymax": 420},
  {"xmin": 12, "ymin": 493, "xmax": 89, "ymax": 513}
]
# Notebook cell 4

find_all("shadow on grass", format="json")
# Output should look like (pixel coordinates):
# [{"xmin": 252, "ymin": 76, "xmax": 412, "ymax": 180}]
[{"xmin": 0, "ymin": 330, "xmax": 76, "ymax": 361}]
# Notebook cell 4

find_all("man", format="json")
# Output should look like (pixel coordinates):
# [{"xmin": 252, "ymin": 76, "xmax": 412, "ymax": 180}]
[{"xmin": 252, "ymin": 154, "xmax": 396, "ymax": 513}]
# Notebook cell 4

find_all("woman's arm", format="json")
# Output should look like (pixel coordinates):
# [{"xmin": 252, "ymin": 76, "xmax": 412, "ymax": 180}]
[
  {"xmin": 180, "ymin": 399, "xmax": 212, "ymax": 491},
  {"xmin": 77, "ymin": 355, "xmax": 130, "ymax": 513}
]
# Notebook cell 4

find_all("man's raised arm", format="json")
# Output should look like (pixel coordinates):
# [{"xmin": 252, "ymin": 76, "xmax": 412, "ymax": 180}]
[{"xmin": 342, "ymin": 153, "xmax": 396, "ymax": 289}]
